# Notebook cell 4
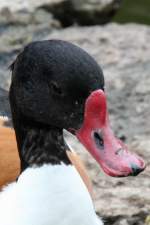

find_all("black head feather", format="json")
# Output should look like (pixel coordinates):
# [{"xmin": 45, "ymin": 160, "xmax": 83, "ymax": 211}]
[{"xmin": 9, "ymin": 40, "xmax": 104, "ymax": 170}]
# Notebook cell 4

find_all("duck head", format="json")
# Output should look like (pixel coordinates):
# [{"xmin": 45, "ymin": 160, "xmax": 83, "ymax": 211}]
[{"xmin": 9, "ymin": 40, "xmax": 145, "ymax": 176}]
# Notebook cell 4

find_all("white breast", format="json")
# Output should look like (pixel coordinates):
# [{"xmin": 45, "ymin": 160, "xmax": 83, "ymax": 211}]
[{"xmin": 0, "ymin": 164, "xmax": 103, "ymax": 225}]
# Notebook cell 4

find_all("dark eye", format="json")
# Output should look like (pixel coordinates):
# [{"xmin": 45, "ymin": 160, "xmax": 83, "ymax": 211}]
[{"xmin": 50, "ymin": 81, "xmax": 63, "ymax": 96}]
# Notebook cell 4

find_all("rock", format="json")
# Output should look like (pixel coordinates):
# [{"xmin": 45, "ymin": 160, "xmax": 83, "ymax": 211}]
[
  {"xmin": 0, "ymin": 87, "xmax": 10, "ymax": 117},
  {"xmin": 31, "ymin": 9, "xmax": 60, "ymax": 27},
  {"xmin": 0, "ymin": 7, "xmax": 60, "ymax": 27},
  {"xmin": 0, "ymin": 0, "xmax": 62, "ymax": 13},
  {"xmin": 66, "ymin": 0, "xmax": 122, "ymax": 25},
  {"xmin": 113, "ymin": 218, "xmax": 129, "ymax": 225},
  {"xmin": 0, "ymin": 0, "xmax": 122, "ymax": 26},
  {"xmin": 0, "ymin": 23, "xmax": 150, "ymax": 224}
]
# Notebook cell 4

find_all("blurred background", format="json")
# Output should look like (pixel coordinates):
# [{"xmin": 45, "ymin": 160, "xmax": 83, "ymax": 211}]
[
  {"xmin": 0, "ymin": 0, "xmax": 149, "ymax": 224},
  {"xmin": 114, "ymin": 0, "xmax": 150, "ymax": 25}
]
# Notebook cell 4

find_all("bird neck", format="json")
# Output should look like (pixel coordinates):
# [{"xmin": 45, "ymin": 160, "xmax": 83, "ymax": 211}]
[{"xmin": 12, "ymin": 117, "xmax": 70, "ymax": 172}]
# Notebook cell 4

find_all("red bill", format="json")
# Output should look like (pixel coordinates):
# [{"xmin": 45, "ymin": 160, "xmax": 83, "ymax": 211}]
[{"xmin": 76, "ymin": 90, "xmax": 145, "ymax": 177}]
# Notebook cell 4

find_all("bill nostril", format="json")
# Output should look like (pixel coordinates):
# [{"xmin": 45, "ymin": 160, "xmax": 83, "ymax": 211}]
[
  {"xmin": 93, "ymin": 131, "xmax": 104, "ymax": 150},
  {"xmin": 115, "ymin": 148, "xmax": 125, "ymax": 156},
  {"xmin": 130, "ymin": 163, "xmax": 144, "ymax": 176}
]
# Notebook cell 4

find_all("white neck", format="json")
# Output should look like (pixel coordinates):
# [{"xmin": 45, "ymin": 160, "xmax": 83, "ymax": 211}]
[{"xmin": 0, "ymin": 164, "xmax": 103, "ymax": 225}]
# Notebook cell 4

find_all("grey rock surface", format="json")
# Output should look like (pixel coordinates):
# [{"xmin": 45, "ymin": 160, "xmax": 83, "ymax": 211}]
[
  {"xmin": 0, "ymin": 0, "xmax": 61, "ymax": 12},
  {"xmin": 0, "ymin": 23, "xmax": 149, "ymax": 225},
  {"xmin": 0, "ymin": 0, "xmax": 122, "ymax": 26},
  {"xmin": 0, "ymin": 87, "xmax": 10, "ymax": 117},
  {"xmin": 63, "ymin": 0, "xmax": 121, "ymax": 25}
]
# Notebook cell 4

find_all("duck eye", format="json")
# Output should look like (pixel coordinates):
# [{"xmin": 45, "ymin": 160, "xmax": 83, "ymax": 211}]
[
  {"xmin": 50, "ymin": 81, "xmax": 63, "ymax": 96},
  {"xmin": 75, "ymin": 101, "xmax": 79, "ymax": 106}
]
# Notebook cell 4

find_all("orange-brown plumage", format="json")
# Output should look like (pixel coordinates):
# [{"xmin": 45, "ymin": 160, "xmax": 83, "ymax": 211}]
[{"xmin": 0, "ymin": 124, "xmax": 20, "ymax": 188}]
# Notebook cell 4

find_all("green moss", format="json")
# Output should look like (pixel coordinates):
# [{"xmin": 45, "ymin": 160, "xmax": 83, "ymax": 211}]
[
  {"xmin": 113, "ymin": 0, "xmax": 150, "ymax": 25},
  {"xmin": 145, "ymin": 215, "xmax": 150, "ymax": 225}
]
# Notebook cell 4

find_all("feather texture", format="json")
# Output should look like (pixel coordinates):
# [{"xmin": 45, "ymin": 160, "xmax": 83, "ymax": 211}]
[{"xmin": 0, "ymin": 164, "xmax": 103, "ymax": 225}]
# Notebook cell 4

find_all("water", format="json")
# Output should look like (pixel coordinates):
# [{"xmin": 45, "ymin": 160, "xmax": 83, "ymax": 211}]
[{"xmin": 113, "ymin": 0, "xmax": 150, "ymax": 25}]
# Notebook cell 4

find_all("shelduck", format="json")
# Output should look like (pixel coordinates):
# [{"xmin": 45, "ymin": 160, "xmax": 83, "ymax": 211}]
[{"xmin": 0, "ymin": 40, "xmax": 145, "ymax": 225}]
